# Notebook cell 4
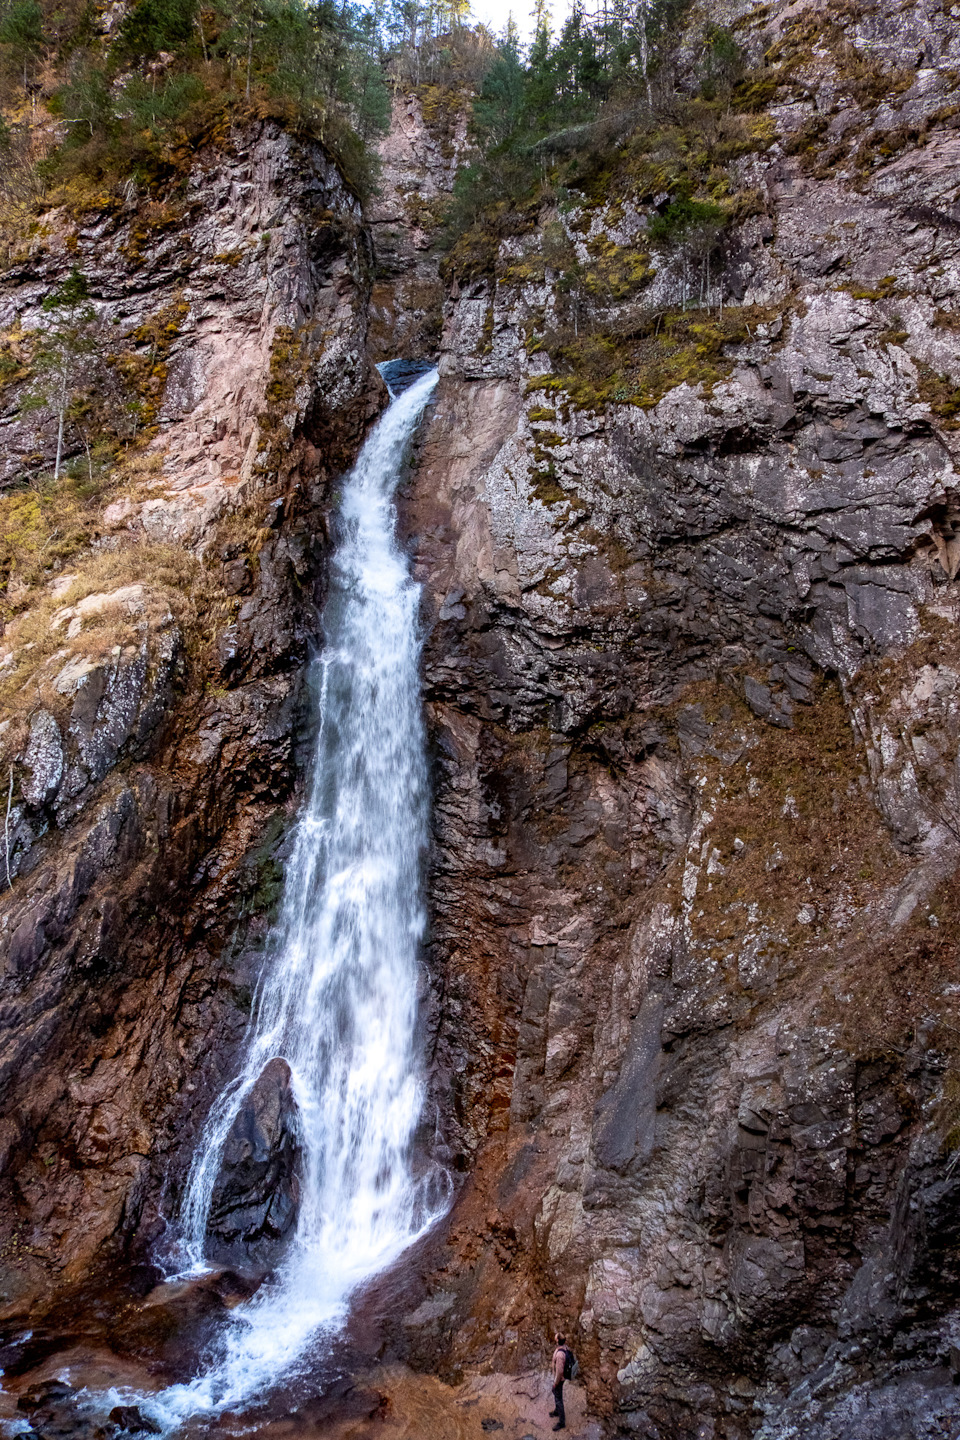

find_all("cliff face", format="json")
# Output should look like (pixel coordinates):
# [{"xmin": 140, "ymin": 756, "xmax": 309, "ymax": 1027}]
[
  {"xmin": 4, "ymin": 2, "xmax": 960, "ymax": 1437},
  {"xmin": 0, "ymin": 122, "xmax": 381, "ymax": 1317},
  {"xmin": 388, "ymin": 2, "xmax": 960, "ymax": 1435}
]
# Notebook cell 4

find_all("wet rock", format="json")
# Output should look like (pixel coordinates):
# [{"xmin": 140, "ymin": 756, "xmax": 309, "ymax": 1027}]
[
  {"xmin": 108, "ymin": 1407, "xmax": 161, "ymax": 1434},
  {"xmin": 118, "ymin": 1268, "xmax": 263, "ymax": 1366},
  {"xmin": 205, "ymin": 1058, "xmax": 302, "ymax": 1266},
  {"xmin": 17, "ymin": 1380, "xmax": 75, "ymax": 1412},
  {"xmin": 14, "ymin": 1379, "xmax": 107, "ymax": 1440}
]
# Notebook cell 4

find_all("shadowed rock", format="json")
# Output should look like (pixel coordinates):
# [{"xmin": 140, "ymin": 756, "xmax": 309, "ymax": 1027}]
[
  {"xmin": 206, "ymin": 1058, "xmax": 302, "ymax": 1267},
  {"xmin": 109, "ymin": 1406, "xmax": 162, "ymax": 1434}
]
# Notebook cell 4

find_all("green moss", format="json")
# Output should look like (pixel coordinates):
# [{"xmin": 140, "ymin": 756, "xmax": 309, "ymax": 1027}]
[
  {"xmin": 110, "ymin": 294, "xmax": 188, "ymax": 432},
  {"xmin": 255, "ymin": 323, "xmax": 311, "ymax": 472},
  {"xmin": 541, "ymin": 304, "xmax": 780, "ymax": 413},
  {"xmin": 877, "ymin": 322, "xmax": 909, "ymax": 347},
  {"xmin": 581, "ymin": 235, "xmax": 652, "ymax": 300},
  {"xmin": 729, "ymin": 67, "xmax": 780, "ymax": 111},
  {"xmin": 917, "ymin": 364, "xmax": 960, "ymax": 429},
  {"xmin": 614, "ymin": 103, "xmax": 775, "ymax": 209},
  {"xmin": 529, "ymin": 465, "xmax": 566, "ymax": 505},
  {"xmin": 841, "ymin": 275, "xmax": 899, "ymax": 301}
]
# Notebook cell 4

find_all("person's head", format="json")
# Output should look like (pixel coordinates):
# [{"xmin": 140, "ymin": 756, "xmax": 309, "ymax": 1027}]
[{"xmin": 555, "ymin": 1332, "xmax": 565, "ymax": 1346}]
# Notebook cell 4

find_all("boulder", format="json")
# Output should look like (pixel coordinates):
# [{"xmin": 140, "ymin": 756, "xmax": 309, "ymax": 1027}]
[
  {"xmin": 108, "ymin": 1407, "xmax": 161, "ymax": 1434},
  {"xmin": 205, "ymin": 1057, "xmax": 302, "ymax": 1267}
]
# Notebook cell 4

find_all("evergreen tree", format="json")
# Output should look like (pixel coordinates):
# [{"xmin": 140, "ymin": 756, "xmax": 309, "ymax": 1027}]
[{"xmin": 0, "ymin": 0, "xmax": 43, "ymax": 90}]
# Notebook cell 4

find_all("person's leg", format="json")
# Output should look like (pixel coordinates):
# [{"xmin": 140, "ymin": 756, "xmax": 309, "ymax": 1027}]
[{"xmin": 553, "ymin": 1381, "xmax": 565, "ymax": 1429}]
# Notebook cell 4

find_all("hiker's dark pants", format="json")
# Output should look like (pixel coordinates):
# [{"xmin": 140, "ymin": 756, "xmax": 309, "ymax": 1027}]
[{"xmin": 552, "ymin": 1380, "xmax": 566, "ymax": 1427}]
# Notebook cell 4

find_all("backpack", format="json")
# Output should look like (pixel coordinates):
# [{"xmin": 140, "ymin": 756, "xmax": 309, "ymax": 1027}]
[{"xmin": 562, "ymin": 1346, "xmax": 578, "ymax": 1381}]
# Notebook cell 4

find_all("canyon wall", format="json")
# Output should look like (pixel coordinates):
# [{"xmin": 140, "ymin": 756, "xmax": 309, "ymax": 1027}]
[
  {"xmin": 0, "ymin": 123, "xmax": 382, "ymax": 1316},
  {"xmin": 383, "ymin": 2, "xmax": 960, "ymax": 1436}
]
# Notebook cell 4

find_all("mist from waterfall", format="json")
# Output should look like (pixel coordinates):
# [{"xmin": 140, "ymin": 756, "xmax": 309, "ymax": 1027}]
[{"xmin": 126, "ymin": 365, "xmax": 446, "ymax": 1428}]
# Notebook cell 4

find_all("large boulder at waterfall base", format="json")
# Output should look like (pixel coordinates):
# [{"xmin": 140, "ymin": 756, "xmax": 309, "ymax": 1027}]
[{"xmin": 205, "ymin": 1058, "xmax": 302, "ymax": 1267}]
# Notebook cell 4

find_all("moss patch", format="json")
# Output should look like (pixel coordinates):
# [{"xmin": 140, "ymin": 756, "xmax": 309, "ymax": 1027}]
[
  {"xmin": 110, "ymin": 295, "xmax": 189, "ymax": 434},
  {"xmin": 690, "ymin": 680, "xmax": 888, "ymax": 938},
  {"xmin": 531, "ymin": 304, "xmax": 779, "ymax": 413},
  {"xmin": 917, "ymin": 364, "xmax": 960, "ymax": 429},
  {"xmin": 255, "ymin": 323, "xmax": 311, "ymax": 473}
]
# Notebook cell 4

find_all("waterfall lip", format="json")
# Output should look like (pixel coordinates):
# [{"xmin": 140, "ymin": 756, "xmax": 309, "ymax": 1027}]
[
  {"xmin": 106, "ymin": 362, "xmax": 448, "ymax": 1432},
  {"xmin": 377, "ymin": 357, "xmax": 438, "ymax": 398}
]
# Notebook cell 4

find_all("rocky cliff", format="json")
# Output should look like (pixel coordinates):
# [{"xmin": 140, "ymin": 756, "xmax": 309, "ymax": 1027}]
[
  {"xmin": 0, "ymin": 121, "xmax": 381, "ymax": 1318},
  {"xmin": 3, "ymin": 1, "xmax": 960, "ymax": 1438},
  {"xmin": 385, "ymin": 2, "xmax": 960, "ymax": 1436}
]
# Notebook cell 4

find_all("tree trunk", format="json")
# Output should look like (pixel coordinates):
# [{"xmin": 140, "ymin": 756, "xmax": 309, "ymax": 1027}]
[{"xmin": 54, "ymin": 372, "xmax": 66, "ymax": 481}]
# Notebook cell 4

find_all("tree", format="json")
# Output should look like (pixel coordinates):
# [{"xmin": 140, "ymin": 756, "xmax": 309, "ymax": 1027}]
[
  {"xmin": 52, "ymin": 53, "xmax": 113, "ymax": 140},
  {"xmin": 530, "ymin": 0, "xmax": 551, "ymax": 45},
  {"xmin": 117, "ymin": 0, "xmax": 197, "ymax": 60},
  {"xmin": 470, "ymin": 34, "xmax": 525, "ymax": 148},
  {"xmin": 0, "ymin": 0, "xmax": 43, "ymax": 91},
  {"xmin": 24, "ymin": 271, "xmax": 101, "ymax": 480}
]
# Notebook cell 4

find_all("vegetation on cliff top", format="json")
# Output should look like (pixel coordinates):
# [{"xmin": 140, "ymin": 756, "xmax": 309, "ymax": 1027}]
[
  {"xmin": 0, "ymin": 0, "xmax": 390, "ymax": 206},
  {"xmin": 417, "ymin": 0, "xmax": 937, "ymax": 412},
  {"xmin": 0, "ymin": 0, "xmax": 392, "ymax": 644}
]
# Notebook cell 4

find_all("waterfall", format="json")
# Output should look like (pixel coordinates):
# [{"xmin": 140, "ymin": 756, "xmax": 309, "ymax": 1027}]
[{"xmin": 131, "ymin": 365, "xmax": 446, "ymax": 1427}]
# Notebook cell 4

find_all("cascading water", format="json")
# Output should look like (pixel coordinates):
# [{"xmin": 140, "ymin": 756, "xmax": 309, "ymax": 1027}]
[{"xmin": 125, "ymin": 365, "xmax": 447, "ymax": 1428}]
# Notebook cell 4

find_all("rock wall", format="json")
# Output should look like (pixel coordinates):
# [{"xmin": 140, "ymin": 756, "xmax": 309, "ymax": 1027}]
[
  {"xmin": 368, "ymin": 89, "xmax": 472, "ymax": 362},
  {"xmin": 0, "ymin": 123, "xmax": 381, "ymax": 1317},
  {"xmin": 386, "ymin": 3, "xmax": 960, "ymax": 1436}
]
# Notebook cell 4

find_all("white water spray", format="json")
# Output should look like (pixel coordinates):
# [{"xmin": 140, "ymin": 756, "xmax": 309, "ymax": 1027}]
[{"xmin": 134, "ymin": 366, "xmax": 446, "ymax": 1426}]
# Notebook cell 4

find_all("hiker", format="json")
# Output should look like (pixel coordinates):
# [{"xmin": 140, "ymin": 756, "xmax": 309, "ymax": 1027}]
[{"xmin": 549, "ymin": 1331, "xmax": 576, "ymax": 1431}]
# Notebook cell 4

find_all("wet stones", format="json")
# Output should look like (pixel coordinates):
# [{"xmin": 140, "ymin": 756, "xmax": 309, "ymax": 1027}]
[
  {"xmin": 107, "ymin": 1408, "xmax": 161, "ymax": 1435},
  {"xmin": 17, "ymin": 1380, "xmax": 107, "ymax": 1440},
  {"xmin": 205, "ymin": 1057, "xmax": 302, "ymax": 1267}
]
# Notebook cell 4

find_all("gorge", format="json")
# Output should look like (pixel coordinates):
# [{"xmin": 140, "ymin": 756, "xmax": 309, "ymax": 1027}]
[{"xmin": 2, "ymin": 0, "xmax": 960, "ymax": 1437}]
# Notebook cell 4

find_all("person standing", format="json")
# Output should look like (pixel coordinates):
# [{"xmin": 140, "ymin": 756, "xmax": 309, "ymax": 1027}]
[{"xmin": 549, "ymin": 1331, "xmax": 572, "ymax": 1431}]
